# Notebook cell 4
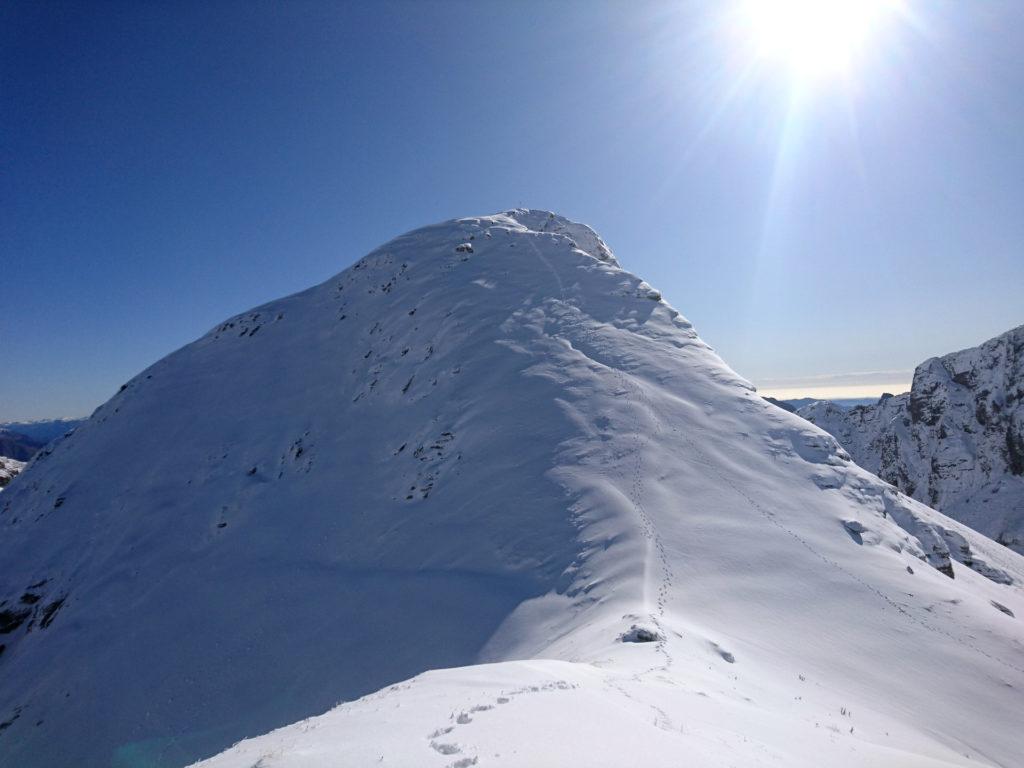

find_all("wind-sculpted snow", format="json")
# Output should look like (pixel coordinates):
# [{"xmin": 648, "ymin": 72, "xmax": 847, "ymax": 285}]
[
  {"xmin": 1, "ymin": 211, "xmax": 1023, "ymax": 768},
  {"xmin": 799, "ymin": 325, "xmax": 1024, "ymax": 556}
]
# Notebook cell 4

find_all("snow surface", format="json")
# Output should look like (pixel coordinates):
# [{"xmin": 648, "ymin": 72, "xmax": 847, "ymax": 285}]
[
  {"xmin": 798, "ymin": 325, "xmax": 1024, "ymax": 555},
  {"xmin": 1, "ymin": 211, "xmax": 1023, "ymax": 768},
  {"xmin": 0, "ymin": 456, "xmax": 25, "ymax": 489}
]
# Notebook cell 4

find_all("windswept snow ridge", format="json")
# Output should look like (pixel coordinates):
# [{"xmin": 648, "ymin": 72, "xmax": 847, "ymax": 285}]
[{"xmin": 1, "ymin": 211, "xmax": 1023, "ymax": 768}]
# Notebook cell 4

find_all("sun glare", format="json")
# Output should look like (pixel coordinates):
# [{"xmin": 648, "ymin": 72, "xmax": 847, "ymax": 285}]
[{"xmin": 741, "ymin": 0, "xmax": 900, "ymax": 81}]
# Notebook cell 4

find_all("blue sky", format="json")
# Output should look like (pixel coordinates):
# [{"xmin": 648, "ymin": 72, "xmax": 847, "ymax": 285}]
[{"xmin": 3, "ymin": 0, "xmax": 1022, "ymax": 420}]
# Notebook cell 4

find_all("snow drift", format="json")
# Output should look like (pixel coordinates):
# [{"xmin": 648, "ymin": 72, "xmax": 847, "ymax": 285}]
[{"xmin": 1, "ymin": 211, "xmax": 1022, "ymax": 768}]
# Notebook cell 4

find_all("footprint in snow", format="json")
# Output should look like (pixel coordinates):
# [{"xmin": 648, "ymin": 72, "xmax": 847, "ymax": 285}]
[
  {"xmin": 710, "ymin": 642, "xmax": 736, "ymax": 663},
  {"xmin": 431, "ymin": 741, "xmax": 461, "ymax": 755}
]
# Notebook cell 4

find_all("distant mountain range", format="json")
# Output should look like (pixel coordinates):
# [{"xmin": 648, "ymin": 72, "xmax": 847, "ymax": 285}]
[
  {"xmin": 0, "ymin": 419, "xmax": 85, "ymax": 447},
  {"xmin": 0, "ymin": 421, "xmax": 86, "ymax": 493},
  {"xmin": 0, "ymin": 430, "xmax": 45, "ymax": 462},
  {"xmin": 0, "ymin": 419, "xmax": 85, "ymax": 463},
  {"xmin": 765, "ymin": 396, "xmax": 882, "ymax": 413},
  {"xmin": 787, "ymin": 396, "xmax": 880, "ymax": 410},
  {"xmin": 798, "ymin": 325, "xmax": 1024, "ymax": 555}
]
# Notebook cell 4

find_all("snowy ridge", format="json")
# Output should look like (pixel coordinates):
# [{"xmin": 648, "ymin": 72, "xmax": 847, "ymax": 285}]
[
  {"xmin": 1, "ymin": 211, "xmax": 1023, "ymax": 768},
  {"xmin": 799, "ymin": 325, "xmax": 1024, "ymax": 555}
]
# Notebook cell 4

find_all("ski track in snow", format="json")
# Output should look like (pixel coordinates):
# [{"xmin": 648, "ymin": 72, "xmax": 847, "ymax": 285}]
[
  {"xmin": 620, "ymin": 368, "xmax": 675, "ymax": 680},
  {"xmin": 529, "ymin": 227, "xmax": 676, "ymax": 680},
  {"xmin": 525, "ymin": 227, "xmax": 679, "ymax": 729}
]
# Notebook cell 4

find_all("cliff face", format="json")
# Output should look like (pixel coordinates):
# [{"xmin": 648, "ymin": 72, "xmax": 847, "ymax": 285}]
[{"xmin": 799, "ymin": 325, "xmax": 1024, "ymax": 554}]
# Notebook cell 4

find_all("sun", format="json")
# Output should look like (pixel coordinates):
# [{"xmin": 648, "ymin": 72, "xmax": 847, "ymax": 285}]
[{"xmin": 740, "ymin": 0, "xmax": 901, "ymax": 81}]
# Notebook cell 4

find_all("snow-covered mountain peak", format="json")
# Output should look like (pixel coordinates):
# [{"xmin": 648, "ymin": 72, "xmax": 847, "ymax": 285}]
[
  {"xmin": 493, "ymin": 208, "xmax": 619, "ymax": 266},
  {"xmin": 2, "ymin": 214, "xmax": 1023, "ymax": 768}
]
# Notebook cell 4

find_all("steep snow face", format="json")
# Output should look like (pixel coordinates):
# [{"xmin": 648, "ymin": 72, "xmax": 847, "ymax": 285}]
[
  {"xmin": 2, "ymin": 211, "xmax": 1023, "ymax": 768},
  {"xmin": 799, "ymin": 326, "xmax": 1024, "ymax": 555},
  {"xmin": 0, "ymin": 456, "xmax": 26, "ymax": 489}
]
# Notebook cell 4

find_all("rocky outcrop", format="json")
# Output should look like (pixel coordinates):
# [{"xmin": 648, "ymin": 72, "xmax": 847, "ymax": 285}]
[
  {"xmin": 0, "ymin": 456, "xmax": 26, "ymax": 489},
  {"xmin": 799, "ymin": 325, "xmax": 1024, "ymax": 554}
]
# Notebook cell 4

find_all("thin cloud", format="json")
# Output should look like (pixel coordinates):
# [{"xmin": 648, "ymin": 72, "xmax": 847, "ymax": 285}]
[{"xmin": 757, "ymin": 370, "xmax": 914, "ymax": 389}]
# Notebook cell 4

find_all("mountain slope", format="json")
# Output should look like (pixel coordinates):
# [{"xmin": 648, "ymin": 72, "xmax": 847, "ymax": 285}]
[
  {"xmin": 2, "ymin": 211, "xmax": 1022, "ymax": 768},
  {"xmin": 798, "ymin": 326, "xmax": 1024, "ymax": 555}
]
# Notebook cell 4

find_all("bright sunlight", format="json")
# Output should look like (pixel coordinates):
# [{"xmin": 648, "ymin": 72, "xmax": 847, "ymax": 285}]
[{"xmin": 741, "ymin": 0, "xmax": 902, "ymax": 80}]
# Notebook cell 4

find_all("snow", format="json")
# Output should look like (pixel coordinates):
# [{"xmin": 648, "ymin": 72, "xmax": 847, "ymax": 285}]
[
  {"xmin": 194, "ymin": 657, "xmax": 1017, "ymax": 768},
  {"xmin": 1, "ymin": 211, "xmax": 1023, "ymax": 768},
  {"xmin": 0, "ymin": 456, "xmax": 26, "ymax": 490},
  {"xmin": 798, "ymin": 325, "xmax": 1024, "ymax": 555}
]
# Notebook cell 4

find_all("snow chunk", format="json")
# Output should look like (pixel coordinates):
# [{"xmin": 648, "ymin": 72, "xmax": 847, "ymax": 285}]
[{"xmin": 843, "ymin": 519, "xmax": 867, "ymax": 535}]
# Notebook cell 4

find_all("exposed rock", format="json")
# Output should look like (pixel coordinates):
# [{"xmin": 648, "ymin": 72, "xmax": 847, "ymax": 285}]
[
  {"xmin": 0, "ymin": 456, "xmax": 27, "ymax": 489},
  {"xmin": 799, "ymin": 325, "xmax": 1024, "ymax": 555},
  {"xmin": 620, "ymin": 625, "xmax": 661, "ymax": 643}
]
